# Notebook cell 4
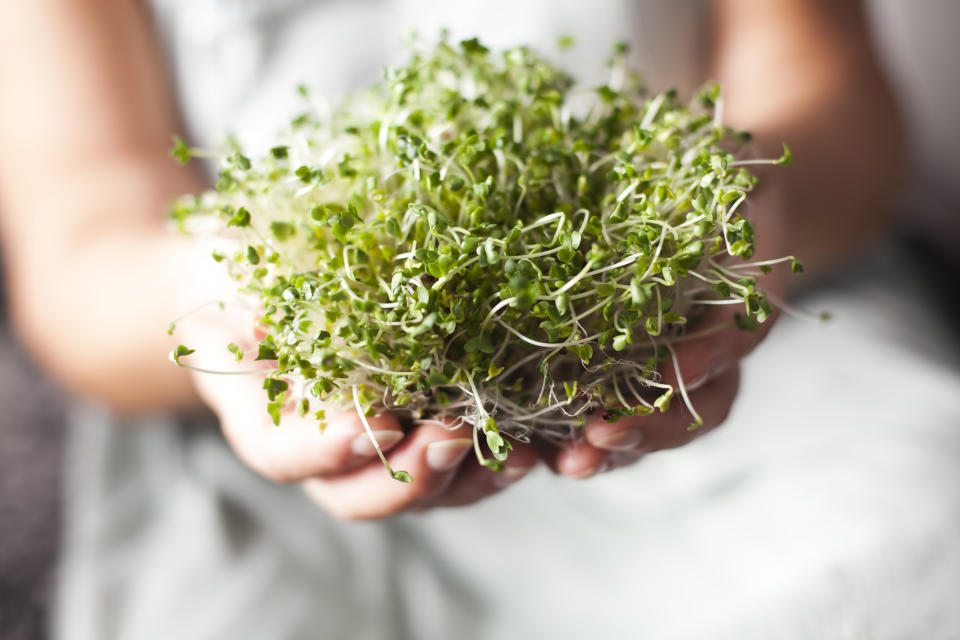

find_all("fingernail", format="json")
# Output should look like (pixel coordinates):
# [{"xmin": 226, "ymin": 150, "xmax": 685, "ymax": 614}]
[
  {"xmin": 569, "ymin": 464, "xmax": 600, "ymax": 480},
  {"xmin": 492, "ymin": 465, "xmax": 534, "ymax": 489},
  {"xmin": 351, "ymin": 430, "xmax": 404, "ymax": 457},
  {"xmin": 425, "ymin": 438, "xmax": 474, "ymax": 471},
  {"xmin": 594, "ymin": 429, "xmax": 645, "ymax": 451}
]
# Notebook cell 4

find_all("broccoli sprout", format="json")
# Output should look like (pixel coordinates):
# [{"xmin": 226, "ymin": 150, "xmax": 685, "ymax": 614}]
[{"xmin": 169, "ymin": 36, "xmax": 797, "ymax": 477}]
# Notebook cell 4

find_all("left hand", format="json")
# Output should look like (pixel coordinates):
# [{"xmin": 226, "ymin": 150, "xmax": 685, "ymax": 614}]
[{"xmin": 549, "ymin": 187, "xmax": 789, "ymax": 478}]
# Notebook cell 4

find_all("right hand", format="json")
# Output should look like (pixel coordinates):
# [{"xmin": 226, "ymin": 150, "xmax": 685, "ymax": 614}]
[{"xmin": 176, "ymin": 254, "xmax": 538, "ymax": 520}]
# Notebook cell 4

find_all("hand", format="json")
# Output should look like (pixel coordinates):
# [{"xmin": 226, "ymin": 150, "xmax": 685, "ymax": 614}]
[
  {"xmin": 549, "ymin": 188, "xmax": 789, "ymax": 477},
  {"xmin": 176, "ymin": 251, "xmax": 538, "ymax": 520},
  {"xmin": 185, "ymin": 315, "xmax": 539, "ymax": 519}
]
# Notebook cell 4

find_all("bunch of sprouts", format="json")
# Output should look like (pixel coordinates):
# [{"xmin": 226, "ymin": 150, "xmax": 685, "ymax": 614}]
[{"xmin": 169, "ymin": 37, "xmax": 796, "ymax": 480}]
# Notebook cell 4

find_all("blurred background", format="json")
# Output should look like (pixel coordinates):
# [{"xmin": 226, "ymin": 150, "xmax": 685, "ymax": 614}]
[
  {"xmin": 0, "ymin": 264, "xmax": 66, "ymax": 638},
  {"xmin": 1, "ymin": 1, "xmax": 959, "ymax": 639}
]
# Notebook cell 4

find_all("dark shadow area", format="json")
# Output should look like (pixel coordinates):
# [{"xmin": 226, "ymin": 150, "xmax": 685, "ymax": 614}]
[{"xmin": 0, "ymin": 258, "xmax": 67, "ymax": 640}]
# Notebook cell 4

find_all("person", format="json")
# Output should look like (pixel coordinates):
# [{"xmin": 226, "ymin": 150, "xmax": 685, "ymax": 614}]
[{"xmin": 7, "ymin": 1, "xmax": 955, "ymax": 638}]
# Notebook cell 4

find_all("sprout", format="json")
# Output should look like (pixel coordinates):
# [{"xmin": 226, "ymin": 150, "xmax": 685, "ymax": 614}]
[{"xmin": 169, "ymin": 37, "xmax": 796, "ymax": 479}]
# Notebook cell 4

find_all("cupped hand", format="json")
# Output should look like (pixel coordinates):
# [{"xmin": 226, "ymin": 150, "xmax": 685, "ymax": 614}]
[
  {"xmin": 550, "ymin": 188, "xmax": 789, "ymax": 478},
  {"xmin": 175, "ymin": 256, "xmax": 538, "ymax": 520}
]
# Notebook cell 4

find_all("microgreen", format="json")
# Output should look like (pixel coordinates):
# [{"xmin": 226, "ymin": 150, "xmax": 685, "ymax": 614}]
[{"xmin": 169, "ymin": 37, "xmax": 796, "ymax": 480}]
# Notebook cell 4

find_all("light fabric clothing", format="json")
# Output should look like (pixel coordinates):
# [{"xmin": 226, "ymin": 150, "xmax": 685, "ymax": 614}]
[
  {"xmin": 150, "ymin": 0, "xmax": 708, "ymax": 153},
  {"xmin": 55, "ymin": 2, "xmax": 960, "ymax": 638}
]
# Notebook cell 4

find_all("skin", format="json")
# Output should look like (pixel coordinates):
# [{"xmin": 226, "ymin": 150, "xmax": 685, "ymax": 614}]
[{"xmin": 0, "ymin": 1, "xmax": 901, "ymax": 519}]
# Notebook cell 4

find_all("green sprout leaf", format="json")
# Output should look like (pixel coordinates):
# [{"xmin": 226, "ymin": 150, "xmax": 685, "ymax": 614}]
[
  {"xmin": 171, "ymin": 344, "xmax": 195, "ymax": 364},
  {"xmin": 266, "ymin": 401, "xmax": 281, "ymax": 426},
  {"xmin": 227, "ymin": 206, "xmax": 252, "ymax": 228},
  {"xmin": 464, "ymin": 335, "xmax": 495, "ymax": 354},
  {"xmin": 654, "ymin": 388, "xmax": 673, "ymax": 413},
  {"xmin": 776, "ymin": 143, "xmax": 793, "ymax": 166},
  {"xmin": 391, "ymin": 470, "xmax": 413, "ymax": 483},
  {"xmin": 255, "ymin": 342, "xmax": 277, "ymax": 361},
  {"xmin": 263, "ymin": 377, "xmax": 288, "ymax": 402},
  {"xmin": 171, "ymin": 135, "xmax": 191, "ymax": 165}
]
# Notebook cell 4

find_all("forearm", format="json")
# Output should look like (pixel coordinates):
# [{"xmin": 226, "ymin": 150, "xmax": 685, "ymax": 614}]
[
  {"xmin": 712, "ymin": 0, "xmax": 904, "ymax": 275},
  {"xmin": 0, "ymin": 0, "xmax": 211, "ymax": 412},
  {"xmin": 2, "ymin": 158, "xmax": 207, "ymax": 412}
]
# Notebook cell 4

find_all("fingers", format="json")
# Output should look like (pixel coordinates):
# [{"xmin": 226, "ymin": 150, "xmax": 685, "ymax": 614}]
[
  {"xmin": 545, "ymin": 439, "xmax": 611, "ymax": 479},
  {"xmin": 223, "ymin": 401, "xmax": 406, "ymax": 484},
  {"xmin": 661, "ymin": 246, "xmax": 788, "ymax": 390},
  {"xmin": 659, "ymin": 305, "xmax": 769, "ymax": 390},
  {"xmin": 543, "ymin": 367, "xmax": 740, "ymax": 480},
  {"xmin": 585, "ymin": 365, "xmax": 740, "ymax": 454},
  {"xmin": 420, "ymin": 440, "xmax": 539, "ymax": 509},
  {"xmin": 178, "ymin": 302, "xmax": 408, "ymax": 482},
  {"xmin": 302, "ymin": 419, "xmax": 477, "ymax": 520}
]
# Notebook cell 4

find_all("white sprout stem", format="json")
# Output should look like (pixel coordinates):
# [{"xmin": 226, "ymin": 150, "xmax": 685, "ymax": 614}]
[
  {"xmin": 640, "ymin": 92, "xmax": 665, "ymax": 129},
  {"xmin": 170, "ymin": 360, "xmax": 271, "ymax": 377},
  {"xmin": 519, "ymin": 211, "xmax": 565, "ymax": 234},
  {"xmin": 666, "ymin": 343, "xmax": 703, "ymax": 427},
  {"xmin": 763, "ymin": 290, "xmax": 830, "ymax": 323},
  {"xmin": 495, "ymin": 318, "xmax": 601, "ymax": 348},
  {"xmin": 687, "ymin": 298, "xmax": 744, "ymax": 305},
  {"xmin": 733, "ymin": 256, "xmax": 797, "ymax": 269},
  {"xmin": 483, "ymin": 296, "xmax": 518, "ymax": 328},
  {"xmin": 728, "ymin": 159, "xmax": 781, "ymax": 167},
  {"xmin": 352, "ymin": 385, "xmax": 394, "ymax": 472},
  {"xmin": 622, "ymin": 371, "xmax": 655, "ymax": 409}
]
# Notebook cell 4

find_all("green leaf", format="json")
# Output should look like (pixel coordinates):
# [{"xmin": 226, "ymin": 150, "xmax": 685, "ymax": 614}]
[
  {"xmin": 172, "ymin": 344, "xmax": 195, "ymax": 363},
  {"xmin": 460, "ymin": 37, "xmax": 489, "ymax": 56},
  {"xmin": 654, "ymin": 388, "xmax": 673, "ymax": 413},
  {"xmin": 612, "ymin": 334, "xmax": 629, "ymax": 352},
  {"xmin": 170, "ymin": 135, "xmax": 191, "ymax": 165},
  {"xmin": 263, "ymin": 377, "xmax": 289, "ymax": 401},
  {"xmin": 391, "ymin": 470, "xmax": 413, "ymax": 483},
  {"xmin": 481, "ymin": 459, "xmax": 504, "ymax": 472},
  {"xmin": 266, "ymin": 402, "xmax": 281, "ymax": 426},
  {"xmin": 464, "ymin": 335, "xmax": 495, "ymax": 354},
  {"xmin": 255, "ymin": 343, "xmax": 278, "ymax": 361},
  {"xmin": 486, "ymin": 361, "xmax": 505, "ymax": 381},
  {"xmin": 227, "ymin": 343, "xmax": 243, "ymax": 361},
  {"xmin": 734, "ymin": 313, "xmax": 760, "ymax": 332},
  {"xmin": 776, "ymin": 142, "xmax": 793, "ymax": 166},
  {"xmin": 485, "ymin": 428, "xmax": 512, "ymax": 462},
  {"xmin": 270, "ymin": 221, "xmax": 295, "ymax": 241},
  {"xmin": 557, "ymin": 34, "xmax": 576, "ymax": 50},
  {"xmin": 227, "ymin": 206, "xmax": 251, "ymax": 228},
  {"xmin": 233, "ymin": 153, "xmax": 252, "ymax": 170}
]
